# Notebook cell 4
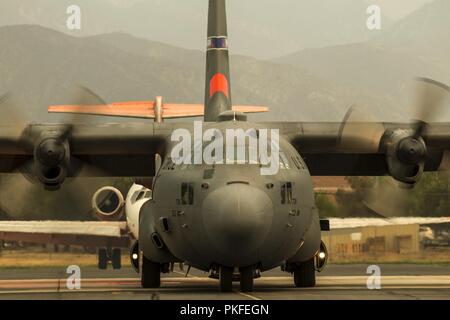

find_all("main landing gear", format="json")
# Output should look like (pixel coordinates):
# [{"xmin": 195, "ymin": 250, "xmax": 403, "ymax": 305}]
[
  {"xmin": 292, "ymin": 258, "xmax": 316, "ymax": 288},
  {"xmin": 141, "ymin": 256, "xmax": 161, "ymax": 288},
  {"xmin": 288, "ymin": 242, "xmax": 329, "ymax": 288}
]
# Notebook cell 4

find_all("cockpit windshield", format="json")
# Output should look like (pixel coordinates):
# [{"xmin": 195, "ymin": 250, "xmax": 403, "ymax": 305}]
[{"xmin": 167, "ymin": 140, "xmax": 290, "ymax": 170}]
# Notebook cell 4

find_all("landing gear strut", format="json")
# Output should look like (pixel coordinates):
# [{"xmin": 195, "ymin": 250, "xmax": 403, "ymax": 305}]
[{"xmin": 141, "ymin": 256, "xmax": 161, "ymax": 289}]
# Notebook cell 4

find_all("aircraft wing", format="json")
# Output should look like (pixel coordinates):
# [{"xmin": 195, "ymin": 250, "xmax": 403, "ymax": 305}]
[
  {"xmin": 0, "ymin": 122, "xmax": 188, "ymax": 178},
  {"xmin": 0, "ymin": 221, "xmax": 130, "ymax": 247},
  {"xmin": 272, "ymin": 122, "xmax": 450, "ymax": 176}
]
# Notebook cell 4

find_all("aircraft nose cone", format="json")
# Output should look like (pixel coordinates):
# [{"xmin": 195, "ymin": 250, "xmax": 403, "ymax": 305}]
[{"xmin": 202, "ymin": 183, "xmax": 273, "ymax": 266}]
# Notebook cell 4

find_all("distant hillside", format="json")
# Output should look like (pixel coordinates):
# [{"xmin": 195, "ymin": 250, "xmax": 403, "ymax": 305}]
[
  {"xmin": 374, "ymin": 0, "xmax": 450, "ymax": 64},
  {"xmin": 273, "ymin": 0, "xmax": 450, "ymax": 120},
  {"xmin": 0, "ymin": 25, "xmax": 398, "ymax": 123}
]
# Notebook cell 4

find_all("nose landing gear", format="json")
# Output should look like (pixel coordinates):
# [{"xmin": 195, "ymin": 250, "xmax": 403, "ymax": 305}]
[
  {"xmin": 215, "ymin": 265, "xmax": 259, "ymax": 292},
  {"xmin": 219, "ymin": 266, "xmax": 233, "ymax": 292},
  {"xmin": 239, "ymin": 266, "xmax": 254, "ymax": 292}
]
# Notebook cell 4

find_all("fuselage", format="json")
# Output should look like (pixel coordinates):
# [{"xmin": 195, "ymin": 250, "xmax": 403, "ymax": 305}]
[{"xmin": 138, "ymin": 121, "xmax": 321, "ymax": 272}]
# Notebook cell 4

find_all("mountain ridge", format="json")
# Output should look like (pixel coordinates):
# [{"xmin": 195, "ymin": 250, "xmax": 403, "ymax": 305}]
[
  {"xmin": 272, "ymin": 0, "xmax": 450, "ymax": 120},
  {"xmin": 1, "ymin": 24, "xmax": 401, "ymax": 124}
]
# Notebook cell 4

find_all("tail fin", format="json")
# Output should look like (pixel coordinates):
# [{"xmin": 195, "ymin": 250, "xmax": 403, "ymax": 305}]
[{"xmin": 204, "ymin": 0, "xmax": 232, "ymax": 122}]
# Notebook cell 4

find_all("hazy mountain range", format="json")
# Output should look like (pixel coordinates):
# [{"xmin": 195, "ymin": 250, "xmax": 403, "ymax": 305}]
[
  {"xmin": 0, "ymin": 0, "xmax": 400, "ymax": 59},
  {"xmin": 274, "ymin": 0, "xmax": 450, "ymax": 120},
  {"xmin": 1, "ymin": 1, "xmax": 448, "ymax": 124},
  {"xmin": 1, "ymin": 24, "xmax": 399, "ymax": 124}
]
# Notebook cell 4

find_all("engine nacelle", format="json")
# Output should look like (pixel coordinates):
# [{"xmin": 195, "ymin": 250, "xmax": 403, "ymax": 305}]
[
  {"xmin": 34, "ymin": 137, "xmax": 70, "ymax": 191},
  {"xmin": 382, "ymin": 129, "xmax": 427, "ymax": 187},
  {"xmin": 92, "ymin": 186, "xmax": 125, "ymax": 221}
]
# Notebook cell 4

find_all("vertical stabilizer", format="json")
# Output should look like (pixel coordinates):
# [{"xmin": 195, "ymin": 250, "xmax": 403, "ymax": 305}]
[{"xmin": 204, "ymin": 0, "xmax": 232, "ymax": 122}]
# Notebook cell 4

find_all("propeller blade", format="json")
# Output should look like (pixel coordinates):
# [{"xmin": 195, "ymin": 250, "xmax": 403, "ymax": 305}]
[
  {"xmin": 337, "ymin": 105, "xmax": 386, "ymax": 153},
  {"xmin": 363, "ymin": 177, "xmax": 412, "ymax": 218},
  {"xmin": 0, "ymin": 92, "xmax": 25, "ymax": 124},
  {"xmin": 0, "ymin": 173, "xmax": 117, "ymax": 220},
  {"xmin": 413, "ymin": 77, "xmax": 450, "ymax": 137},
  {"xmin": 58, "ymin": 85, "xmax": 109, "ymax": 140},
  {"xmin": 0, "ymin": 92, "xmax": 11, "ymax": 105}
]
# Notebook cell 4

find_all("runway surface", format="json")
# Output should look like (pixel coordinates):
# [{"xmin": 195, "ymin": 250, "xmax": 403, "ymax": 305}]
[{"xmin": 0, "ymin": 265, "xmax": 448, "ymax": 300}]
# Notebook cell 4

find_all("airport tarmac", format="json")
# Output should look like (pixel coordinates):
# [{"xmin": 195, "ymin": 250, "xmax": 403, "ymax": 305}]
[{"xmin": 0, "ymin": 264, "xmax": 448, "ymax": 300}]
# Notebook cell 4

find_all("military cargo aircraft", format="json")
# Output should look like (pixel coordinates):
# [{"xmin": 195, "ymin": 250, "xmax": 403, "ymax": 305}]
[{"xmin": 0, "ymin": 0, "xmax": 449, "ymax": 292}]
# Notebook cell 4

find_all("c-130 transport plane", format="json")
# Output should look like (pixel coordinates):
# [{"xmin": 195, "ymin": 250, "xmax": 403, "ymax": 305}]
[{"xmin": 0, "ymin": 0, "xmax": 449, "ymax": 292}]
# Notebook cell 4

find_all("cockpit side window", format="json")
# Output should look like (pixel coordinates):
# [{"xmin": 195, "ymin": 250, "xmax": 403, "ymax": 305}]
[
  {"xmin": 163, "ymin": 158, "xmax": 176, "ymax": 171},
  {"xmin": 181, "ymin": 183, "xmax": 194, "ymax": 205},
  {"xmin": 279, "ymin": 152, "xmax": 290, "ymax": 170},
  {"xmin": 291, "ymin": 156, "xmax": 305, "ymax": 170}
]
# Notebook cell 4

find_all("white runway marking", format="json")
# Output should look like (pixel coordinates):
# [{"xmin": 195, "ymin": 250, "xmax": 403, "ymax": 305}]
[{"xmin": 237, "ymin": 292, "xmax": 262, "ymax": 300}]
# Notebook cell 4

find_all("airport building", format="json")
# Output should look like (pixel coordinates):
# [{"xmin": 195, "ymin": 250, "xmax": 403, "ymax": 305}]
[
  {"xmin": 323, "ymin": 218, "xmax": 450, "ymax": 262},
  {"xmin": 323, "ymin": 224, "xmax": 420, "ymax": 258}
]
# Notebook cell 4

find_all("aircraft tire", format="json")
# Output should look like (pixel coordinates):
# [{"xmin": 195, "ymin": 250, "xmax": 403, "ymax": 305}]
[
  {"xmin": 98, "ymin": 248, "xmax": 108, "ymax": 270},
  {"xmin": 219, "ymin": 266, "xmax": 233, "ymax": 292},
  {"xmin": 112, "ymin": 248, "xmax": 122, "ymax": 270},
  {"xmin": 240, "ymin": 266, "xmax": 254, "ymax": 292},
  {"xmin": 141, "ymin": 256, "xmax": 161, "ymax": 288},
  {"xmin": 293, "ymin": 258, "xmax": 316, "ymax": 287}
]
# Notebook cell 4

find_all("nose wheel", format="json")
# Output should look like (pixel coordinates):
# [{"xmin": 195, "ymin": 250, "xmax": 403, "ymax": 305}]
[
  {"xmin": 239, "ymin": 266, "xmax": 254, "ymax": 292},
  {"xmin": 218, "ymin": 266, "xmax": 256, "ymax": 292}
]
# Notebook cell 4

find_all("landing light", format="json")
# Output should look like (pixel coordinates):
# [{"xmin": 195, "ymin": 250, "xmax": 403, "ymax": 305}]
[
  {"xmin": 318, "ymin": 252, "xmax": 326, "ymax": 260},
  {"xmin": 132, "ymin": 253, "xmax": 139, "ymax": 260}
]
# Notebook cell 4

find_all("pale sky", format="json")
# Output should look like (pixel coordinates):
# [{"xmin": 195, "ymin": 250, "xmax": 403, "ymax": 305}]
[
  {"xmin": 0, "ymin": 0, "xmax": 438, "ymax": 58},
  {"xmin": 365, "ymin": 0, "xmax": 434, "ymax": 19}
]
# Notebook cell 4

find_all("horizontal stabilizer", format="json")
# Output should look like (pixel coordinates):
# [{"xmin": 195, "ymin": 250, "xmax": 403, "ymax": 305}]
[{"xmin": 49, "ymin": 100, "xmax": 268, "ymax": 120}]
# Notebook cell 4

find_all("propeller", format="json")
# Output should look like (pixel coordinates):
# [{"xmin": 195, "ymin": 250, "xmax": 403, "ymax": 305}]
[
  {"xmin": 0, "ymin": 86, "xmax": 120, "ymax": 219},
  {"xmin": 338, "ymin": 77, "xmax": 450, "ymax": 217},
  {"xmin": 1, "ymin": 85, "xmax": 110, "ymax": 189}
]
